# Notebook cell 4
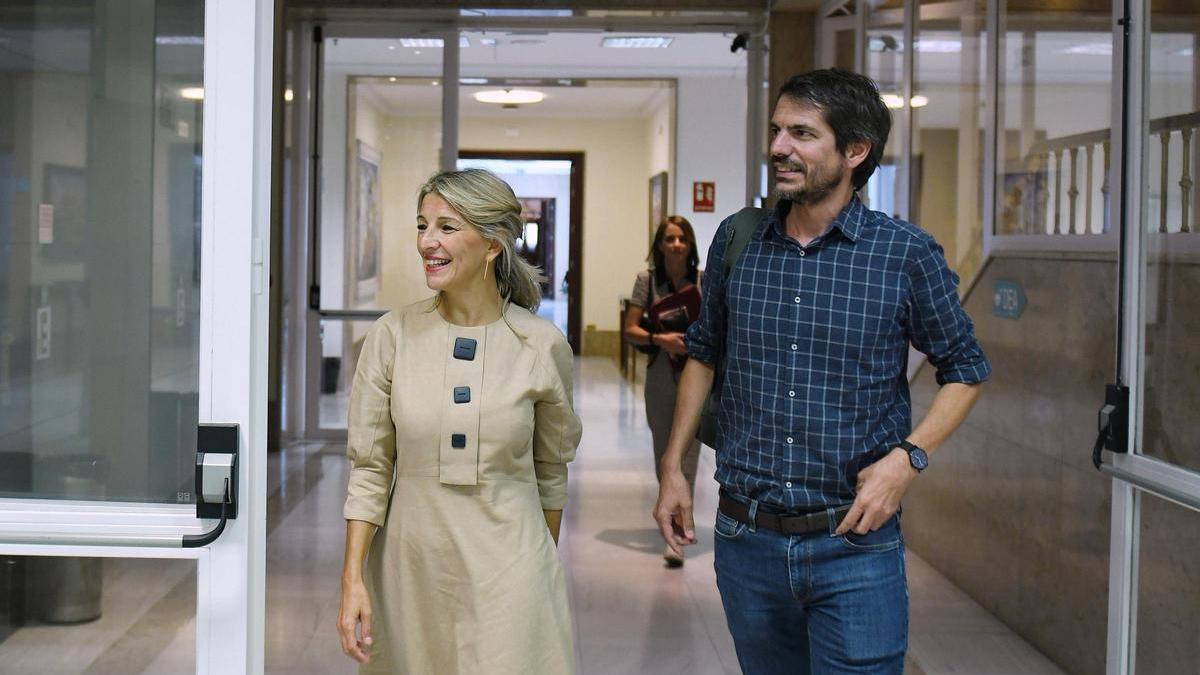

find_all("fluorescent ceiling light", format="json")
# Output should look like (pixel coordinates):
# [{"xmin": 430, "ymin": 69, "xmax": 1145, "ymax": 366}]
[
  {"xmin": 914, "ymin": 39, "xmax": 961, "ymax": 53},
  {"xmin": 180, "ymin": 87, "xmax": 204, "ymax": 100},
  {"xmin": 1062, "ymin": 42, "xmax": 1111, "ymax": 56},
  {"xmin": 460, "ymin": 78, "xmax": 489, "ymax": 85},
  {"xmin": 156, "ymin": 35, "xmax": 204, "ymax": 46},
  {"xmin": 479, "ymin": 38, "xmax": 498, "ymax": 46},
  {"xmin": 1179, "ymin": 47, "xmax": 1194, "ymax": 56},
  {"xmin": 473, "ymin": 89, "xmax": 546, "ymax": 105},
  {"xmin": 881, "ymin": 94, "xmax": 928, "ymax": 109},
  {"xmin": 398, "ymin": 37, "xmax": 470, "ymax": 49},
  {"xmin": 602, "ymin": 36, "xmax": 673, "ymax": 49}
]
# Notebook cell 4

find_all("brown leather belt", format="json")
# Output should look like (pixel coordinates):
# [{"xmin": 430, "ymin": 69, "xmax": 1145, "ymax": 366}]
[{"xmin": 718, "ymin": 493, "xmax": 852, "ymax": 536}]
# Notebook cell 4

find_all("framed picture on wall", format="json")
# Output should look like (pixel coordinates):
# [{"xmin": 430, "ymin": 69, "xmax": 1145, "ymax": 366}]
[
  {"xmin": 349, "ymin": 140, "xmax": 382, "ymax": 304},
  {"xmin": 648, "ymin": 170, "xmax": 668, "ymax": 248}
]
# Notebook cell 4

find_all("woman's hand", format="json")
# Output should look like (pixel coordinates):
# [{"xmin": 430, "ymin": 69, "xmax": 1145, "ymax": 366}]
[
  {"xmin": 337, "ymin": 578, "xmax": 375, "ymax": 664},
  {"xmin": 656, "ymin": 332, "xmax": 688, "ymax": 356}
]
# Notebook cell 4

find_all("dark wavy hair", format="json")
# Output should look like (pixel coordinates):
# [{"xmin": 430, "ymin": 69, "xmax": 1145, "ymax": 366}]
[
  {"xmin": 776, "ymin": 68, "xmax": 892, "ymax": 190},
  {"xmin": 647, "ymin": 215, "xmax": 700, "ymax": 288}
]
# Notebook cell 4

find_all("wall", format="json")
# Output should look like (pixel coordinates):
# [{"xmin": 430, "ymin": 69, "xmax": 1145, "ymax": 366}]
[
  {"xmin": 904, "ymin": 255, "xmax": 1200, "ymax": 674},
  {"xmin": 675, "ymin": 76, "xmax": 748, "ymax": 264}
]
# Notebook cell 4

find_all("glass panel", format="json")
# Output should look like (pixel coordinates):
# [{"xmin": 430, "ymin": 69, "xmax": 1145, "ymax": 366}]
[
  {"xmin": 1140, "ymin": 0, "xmax": 1199, "ymax": 472},
  {"xmin": 0, "ymin": 1, "xmax": 203, "ymax": 503},
  {"xmin": 318, "ymin": 37, "xmax": 445, "ymax": 315},
  {"xmin": 995, "ymin": 3, "xmax": 1113, "ymax": 236},
  {"xmin": 865, "ymin": 12, "xmax": 905, "ymax": 218},
  {"xmin": 1135, "ymin": 493, "xmax": 1200, "ymax": 672},
  {"xmin": 318, "ymin": 319, "xmax": 376, "ymax": 431},
  {"xmin": 0, "ymin": 556, "xmax": 196, "ymax": 672},
  {"xmin": 914, "ymin": 0, "xmax": 987, "ymax": 280}
]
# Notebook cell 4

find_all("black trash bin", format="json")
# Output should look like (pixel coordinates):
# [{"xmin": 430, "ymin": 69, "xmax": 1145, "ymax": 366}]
[{"xmin": 32, "ymin": 455, "xmax": 108, "ymax": 624}]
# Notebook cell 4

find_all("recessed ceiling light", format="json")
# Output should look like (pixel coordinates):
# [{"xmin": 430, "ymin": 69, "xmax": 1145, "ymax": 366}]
[
  {"xmin": 284, "ymin": 88, "xmax": 293, "ymax": 102},
  {"xmin": 432, "ymin": 80, "xmax": 439, "ymax": 86},
  {"xmin": 1061, "ymin": 42, "xmax": 1111, "ymax": 56},
  {"xmin": 156, "ymin": 35, "xmax": 204, "ymax": 46},
  {"xmin": 474, "ymin": 89, "xmax": 546, "ymax": 106},
  {"xmin": 398, "ymin": 37, "xmax": 471, "ymax": 49},
  {"xmin": 389, "ymin": 77, "xmax": 397, "ymax": 82},
  {"xmin": 602, "ymin": 36, "xmax": 673, "ymax": 49},
  {"xmin": 180, "ymin": 87, "xmax": 204, "ymax": 100},
  {"xmin": 387, "ymin": 45, "xmax": 396, "ymax": 51},
  {"xmin": 914, "ymin": 39, "xmax": 961, "ymax": 53}
]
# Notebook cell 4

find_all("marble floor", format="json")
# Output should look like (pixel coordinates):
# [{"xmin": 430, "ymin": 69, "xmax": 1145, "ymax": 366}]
[{"xmin": 0, "ymin": 357, "xmax": 1064, "ymax": 674}]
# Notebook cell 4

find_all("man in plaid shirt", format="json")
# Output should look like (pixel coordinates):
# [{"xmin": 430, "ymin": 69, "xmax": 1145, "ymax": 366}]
[{"xmin": 653, "ymin": 69, "xmax": 990, "ymax": 673}]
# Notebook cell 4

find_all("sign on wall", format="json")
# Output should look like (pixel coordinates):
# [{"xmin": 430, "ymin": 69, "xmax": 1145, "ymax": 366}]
[
  {"xmin": 693, "ymin": 181, "xmax": 715, "ymax": 212},
  {"xmin": 993, "ymin": 279, "xmax": 1027, "ymax": 320}
]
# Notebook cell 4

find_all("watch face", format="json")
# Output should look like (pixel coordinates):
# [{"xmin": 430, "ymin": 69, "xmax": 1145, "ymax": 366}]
[{"xmin": 909, "ymin": 447, "xmax": 929, "ymax": 470}]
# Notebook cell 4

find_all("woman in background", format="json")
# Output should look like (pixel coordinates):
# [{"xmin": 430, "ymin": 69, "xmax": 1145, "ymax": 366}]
[
  {"xmin": 337, "ymin": 169, "xmax": 582, "ymax": 673},
  {"xmin": 623, "ymin": 216, "xmax": 703, "ymax": 567}
]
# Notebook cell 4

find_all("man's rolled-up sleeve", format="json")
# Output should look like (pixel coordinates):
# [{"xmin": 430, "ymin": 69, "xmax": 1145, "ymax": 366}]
[
  {"xmin": 908, "ymin": 236, "xmax": 992, "ymax": 386},
  {"xmin": 686, "ymin": 216, "xmax": 735, "ymax": 366},
  {"xmin": 343, "ymin": 316, "xmax": 399, "ymax": 527}
]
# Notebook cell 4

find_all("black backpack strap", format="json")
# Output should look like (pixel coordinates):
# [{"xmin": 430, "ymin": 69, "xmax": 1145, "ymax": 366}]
[{"xmin": 698, "ymin": 206, "xmax": 765, "ymax": 446}]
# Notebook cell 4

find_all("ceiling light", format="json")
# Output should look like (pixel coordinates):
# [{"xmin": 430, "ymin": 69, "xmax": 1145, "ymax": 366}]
[
  {"xmin": 389, "ymin": 77, "xmax": 397, "ymax": 82},
  {"xmin": 602, "ymin": 36, "xmax": 673, "ymax": 49},
  {"xmin": 881, "ymin": 94, "xmax": 928, "ymax": 109},
  {"xmin": 1062, "ymin": 43, "xmax": 1111, "ymax": 56},
  {"xmin": 473, "ymin": 89, "xmax": 546, "ymax": 106},
  {"xmin": 156, "ymin": 36, "xmax": 204, "ymax": 46},
  {"xmin": 432, "ymin": 80, "xmax": 439, "ymax": 86},
  {"xmin": 180, "ymin": 87, "xmax": 204, "ymax": 100},
  {"xmin": 914, "ymin": 39, "xmax": 961, "ymax": 53},
  {"xmin": 460, "ymin": 78, "xmax": 489, "ymax": 85},
  {"xmin": 1179, "ymin": 48, "xmax": 1194, "ymax": 56},
  {"xmin": 284, "ymin": 88, "xmax": 294, "ymax": 102},
  {"xmin": 398, "ymin": 37, "xmax": 471, "ymax": 49}
]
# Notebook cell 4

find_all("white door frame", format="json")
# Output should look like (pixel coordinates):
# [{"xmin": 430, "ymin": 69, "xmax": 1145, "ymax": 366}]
[
  {"xmin": 0, "ymin": 1, "xmax": 274, "ymax": 672},
  {"xmin": 1103, "ymin": 0, "xmax": 1200, "ymax": 672}
]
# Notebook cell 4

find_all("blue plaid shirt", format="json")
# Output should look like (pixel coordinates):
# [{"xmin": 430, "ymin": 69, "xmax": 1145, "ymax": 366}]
[{"xmin": 687, "ymin": 195, "xmax": 991, "ymax": 513}]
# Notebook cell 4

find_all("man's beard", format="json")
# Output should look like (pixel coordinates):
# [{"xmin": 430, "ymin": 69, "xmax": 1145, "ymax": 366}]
[{"xmin": 773, "ymin": 157, "xmax": 844, "ymax": 206}]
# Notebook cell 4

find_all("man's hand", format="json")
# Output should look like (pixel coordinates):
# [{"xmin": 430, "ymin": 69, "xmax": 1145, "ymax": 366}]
[
  {"xmin": 656, "ymin": 332, "xmax": 688, "ymax": 356},
  {"xmin": 835, "ymin": 448, "xmax": 917, "ymax": 536},
  {"xmin": 653, "ymin": 467, "xmax": 697, "ymax": 557}
]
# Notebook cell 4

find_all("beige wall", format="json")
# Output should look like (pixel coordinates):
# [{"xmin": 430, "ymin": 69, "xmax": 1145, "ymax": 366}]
[{"xmin": 368, "ymin": 114, "xmax": 659, "ymax": 333}]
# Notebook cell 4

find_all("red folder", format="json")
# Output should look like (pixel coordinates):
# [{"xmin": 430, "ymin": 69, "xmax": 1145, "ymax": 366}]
[{"xmin": 647, "ymin": 284, "xmax": 702, "ymax": 334}]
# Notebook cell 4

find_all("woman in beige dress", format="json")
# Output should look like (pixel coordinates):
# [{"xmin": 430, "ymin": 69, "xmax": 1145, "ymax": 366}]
[{"xmin": 336, "ymin": 169, "xmax": 583, "ymax": 674}]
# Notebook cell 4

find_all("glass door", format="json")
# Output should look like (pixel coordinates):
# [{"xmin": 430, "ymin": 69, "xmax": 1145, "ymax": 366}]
[
  {"xmin": 1104, "ymin": 0, "xmax": 1200, "ymax": 672},
  {"xmin": 301, "ymin": 25, "xmax": 453, "ymax": 438},
  {"xmin": 0, "ymin": 1, "xmax": 273, "ymax": 672}
]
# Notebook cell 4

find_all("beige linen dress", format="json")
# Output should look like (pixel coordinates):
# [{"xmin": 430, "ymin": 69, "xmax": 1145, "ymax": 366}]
[{"xmin": 343, "ymin": 298, "xmax": 582, "ymax": 675}]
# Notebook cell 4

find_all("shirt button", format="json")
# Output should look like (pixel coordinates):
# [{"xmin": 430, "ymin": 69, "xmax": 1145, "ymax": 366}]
[
  {"xmin": 791, "ymin": 343, "xmax": 798, "ymax": 350},
  {"xmin": 799, "ymin": 250, "xmax": 806, "ymax": 257},
  {"xmin": 786, "ymin": 437, "xmax": 794, "ymax": 444},
  {"xmin": 785, "ymin": 481, "xmax": 793, "ymax": 488},
  {"xmin": 794, "ymin": 296, "xmax": 801, "ymax": 303},
  {"xmin": 788, "ymin": 390, "xmax": 796, "ymax": 397}
]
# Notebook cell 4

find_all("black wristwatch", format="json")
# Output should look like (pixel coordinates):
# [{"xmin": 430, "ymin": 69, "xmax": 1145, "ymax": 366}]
[{"xmin": 899, "ymin": 440, "xmax": 929, "ymax": 472}]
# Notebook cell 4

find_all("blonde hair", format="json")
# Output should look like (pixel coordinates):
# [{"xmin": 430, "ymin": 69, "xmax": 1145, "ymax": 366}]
[{"xmin": 417, "ymin": 169, "xmax": 546, "ymax": 311}]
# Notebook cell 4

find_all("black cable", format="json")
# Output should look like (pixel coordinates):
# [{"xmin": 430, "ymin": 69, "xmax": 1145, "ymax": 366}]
[{"xmin": 182, "ymin": 478, "xmax": 230, "ymax": 548}]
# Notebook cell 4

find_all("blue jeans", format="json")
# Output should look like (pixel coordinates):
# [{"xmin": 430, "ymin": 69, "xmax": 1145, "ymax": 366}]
[{"xmin": 713, "ymin": 501, "xmax": 908, "ymax": 675}]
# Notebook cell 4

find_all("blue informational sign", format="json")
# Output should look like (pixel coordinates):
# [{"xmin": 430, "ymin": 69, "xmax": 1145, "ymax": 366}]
[{"xmin": 993, "ymin": 279, "xmax": 1026, "ymax": 320}]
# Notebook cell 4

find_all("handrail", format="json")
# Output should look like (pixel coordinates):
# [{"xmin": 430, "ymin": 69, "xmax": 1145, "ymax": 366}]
[
  {"xmin": 1100, "ymin": 454, "xmax": 1200, "ymax": 514},
  {"xmin": 1032, "ymin": 111, "xmax": 1200, "ymax": 155}
]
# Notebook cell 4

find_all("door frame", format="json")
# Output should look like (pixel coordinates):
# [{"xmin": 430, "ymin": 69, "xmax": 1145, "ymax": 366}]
[
  {"xmin": 0, "ymin": 1, "xmax": 275, "ymax": 672},
  {"xmin": 458, "ymin": 150, "xmax": 586, "ymax": 353},
  {"xmin": 1104, "ymin": 0, "xmax": 1200, "ymax": 672}
]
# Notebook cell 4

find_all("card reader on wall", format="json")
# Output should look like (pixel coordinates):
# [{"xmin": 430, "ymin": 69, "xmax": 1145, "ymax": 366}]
[{"xmin": 183, "ymin": 423, "xmax": 239, "ymax": 548}]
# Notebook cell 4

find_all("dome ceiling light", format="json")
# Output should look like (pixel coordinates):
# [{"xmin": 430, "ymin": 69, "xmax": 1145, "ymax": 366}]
[{"xmin": 473, "ymin": 89, "xmax": 546, "ymax": 108}]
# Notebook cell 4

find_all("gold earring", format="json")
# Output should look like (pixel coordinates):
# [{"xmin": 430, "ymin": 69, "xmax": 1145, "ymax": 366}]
[{"xmin": 483, "ymin": 258, "xmax": 491, "ymax": 281}]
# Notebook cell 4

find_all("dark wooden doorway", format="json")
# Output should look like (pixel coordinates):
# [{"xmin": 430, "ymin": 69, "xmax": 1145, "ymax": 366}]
[{"xmin": 459, "ymin": 150, "xmax": 584, "ymax": 354}]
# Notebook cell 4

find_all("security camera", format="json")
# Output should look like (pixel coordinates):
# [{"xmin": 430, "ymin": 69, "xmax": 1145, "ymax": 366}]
[{"xmin": 730, "ymin": 32, "xmax": 749, "ymax": 53}]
